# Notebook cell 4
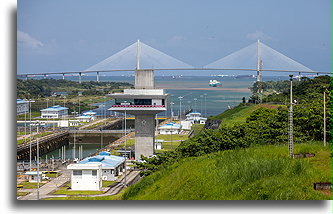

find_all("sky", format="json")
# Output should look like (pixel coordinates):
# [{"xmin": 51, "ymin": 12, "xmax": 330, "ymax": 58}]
[{"xmin": 17, "ymin": 0, "xmax": 331, "ymax": 76}]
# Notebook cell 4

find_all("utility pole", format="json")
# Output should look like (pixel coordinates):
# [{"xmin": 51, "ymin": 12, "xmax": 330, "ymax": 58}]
[
  {"xmin": 204, "ymin": 93, "xmax": 207, "ymax": 117},
  {"xmin": 28, "ymin": 99, "xmax": 35, "ymax": 170},
  {"xmin": 323, "ymin": 86, "xmax": 326, "ymax": 147},
  {"xmin": 257, "ymin": 40, "xmax": 263, "ymax": 103},
  {"xmin": 288, "ymin": 74, "xmax": 294, "ymax": 158},
  {"xmin": 178, "ymin": 96, "xmax": 183, "ymax": 120},
  {"xmin": 123, "ymin": 101, "xmax": 130, "ymax": 186},
  {"xmin": 36, "ymin": 120, "xmax": 40, "ymax": 200}
]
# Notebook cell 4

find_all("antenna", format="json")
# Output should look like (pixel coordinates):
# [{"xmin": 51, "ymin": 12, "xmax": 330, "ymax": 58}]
[{"xmin": 136, "ymin": 39, "xmax": 140, "ymax": 70}]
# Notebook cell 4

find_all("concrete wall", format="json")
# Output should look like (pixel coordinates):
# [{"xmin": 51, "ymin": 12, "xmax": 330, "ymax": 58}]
[
  {"xmin": 71, "ymin": 168, "xmax": 102, "ymax": 191},
  {"xmin": 135, "ymin": 70, "xmax": 154, "ymax": 89},
  {"xmin": 135, "ymin": 114, "xmax": 155, "ymax": 160}
]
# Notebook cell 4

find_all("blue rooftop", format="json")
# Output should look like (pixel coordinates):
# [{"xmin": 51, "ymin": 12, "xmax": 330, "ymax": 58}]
[
  {"xmin": 17, "ymin": 99, "xmax": 28, "ymax": 104},
  {"xmin": 159, "ymin": 123, "xmax": 181, "ymax": 129},
  {"xmin": 79, "ymin": 154, "xmax": 125, "ymax": 169},
  {"xmin": 40, "ymin": 105, "xmax": 68, "ymax": 111}
]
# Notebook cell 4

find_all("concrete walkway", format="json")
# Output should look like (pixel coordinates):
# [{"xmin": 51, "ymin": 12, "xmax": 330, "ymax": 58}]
[
  {"xmin": 18, "ymin": 169, "xmax": 71, "ymax": 200},
  {"xmin": 18, "ymin": 170, "xmax": 141, "ymax": 200}
]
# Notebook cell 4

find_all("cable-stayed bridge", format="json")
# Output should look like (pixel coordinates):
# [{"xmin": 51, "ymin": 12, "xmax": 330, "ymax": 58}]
[{"xmin": 17, "ymin": 40, "xmax": 330, "ymax": 82}]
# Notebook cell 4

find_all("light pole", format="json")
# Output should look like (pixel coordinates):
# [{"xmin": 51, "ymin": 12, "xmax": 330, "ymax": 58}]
[
  {"xmin": 46, "ymin": 98, "xmax": 49, "ymax": 130},
  {"xmin": 200, "ymin": 95, "xmax": 203, "ymax": 114},
  {"xmin": 194, "ymin": 98, "xmax": 198, "ymax": 112},
  {"xmin": 36, "ymin": 120, "xmax": 40, "ymax": 200},
  {"xmin": 178, "ymin": 96, "xmax": 183, "ymax": 120},
  {"xmin": 28, "ymin": 99, "xmax": 35, "ymax": 170},
  {"xmin": 122, "ymin": 101, "xmax": 130, "ymax": 186},
  {"xmin": 99, "ymin": 104, "xmax": 105, "ymax": 149},
  {"xmin": 323, "ymin": 86, "xmax": 326, "ymax": 147},
  {"xmin": 170, "ymin": 102, "xmax": 174, "ymax": 119},
  {"xmin": 288, "ymin": 74, "xmax": 294, "ymax": 158},
  {"xmin": 204, "ymin": 93, "xmax": 207, "ymax": 117}
]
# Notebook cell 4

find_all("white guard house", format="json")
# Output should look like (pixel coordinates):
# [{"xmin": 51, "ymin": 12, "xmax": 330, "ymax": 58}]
[
  {"xmin": 154, "ymin": 139, "xmax": 164, "ymax": 150},
  {"xmin": 158, "ymin": 122, "xmax": 182, "ymax": 135},
  {"xmin": 40, "ymin": 105, "xmax": 68, "ymax": 119},
  {"xmin": 74, "ymin": 152, "xmax": 126, "ymax": 182},
  {"xmin": 25, "ymin": 171, "xmax": 42, "ymax": 183},
  {"xmin": 83, "ymin": 110, "xmax": 96, "ymax": 120},
  {"xmin": 67, "ymin": 162, "xmax": 102, "ymax": 191},
  {"xmin": 17, "ymin": 99, "xmax": 29, "ymax": 115},
  {"xmin": 185, "ymin": 112, "xmax": 207, "ymax": 124},
  {"xmin": 76, "ymin": 115, "xmax": 94, "ymax": 122}
]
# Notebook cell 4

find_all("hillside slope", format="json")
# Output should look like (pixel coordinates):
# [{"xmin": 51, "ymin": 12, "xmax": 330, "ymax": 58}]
[{"xmin": 123, "ymin": 143, "xmax": 331, "ymax": 200}]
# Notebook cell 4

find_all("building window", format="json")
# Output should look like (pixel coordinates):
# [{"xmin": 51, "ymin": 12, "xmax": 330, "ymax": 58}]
[
  {"xmin": 92, "ymin": 170, "xmax": 97, "ymax": 176},
  {"xmin": 73, "ymin": 170, "xmax": 82, "ymax": 176}
]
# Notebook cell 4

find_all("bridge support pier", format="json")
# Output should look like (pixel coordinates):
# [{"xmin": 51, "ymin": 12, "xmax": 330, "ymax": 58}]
[
  {"xmin": 96, "ymin": 72, "xmax": 99, "ymax": 82},
  {"xmin": 79, "ymin": 72, "xmax": 82, "ymax": 84}
]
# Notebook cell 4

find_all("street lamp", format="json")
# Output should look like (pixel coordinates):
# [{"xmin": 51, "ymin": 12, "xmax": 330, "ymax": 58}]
[
  {"xmin": 323, "ymin": 86, "xmax": 327, "ymax": 147},
  {"xmin": 204, "ymin": 93, "xmax": 207, "ymax": 117},
  {"xmin": 288, "ymin": 74, "xmax": 294, "ymax": 158},
  {"xmin": 99, "ymin": 104, "xmax": 105, "ymax": 149},
  {"xmin": 178, "ymin": 96, "xmax": 183, "ymax": 120},
  {"xmin": 35, "ymin": 120, "xmax": 41, "ymax": 200},
  {"xmin": 170, "ymin": 102, "xmax": 174, "ymax": 119},
  {"xmin": 122, "ymin": 101, "xmax": 130, "ymax": 186},
  {"xmin": 194, "ymin": 98, "xmax": 198, "ymax": 112},
  {"xmin": 200, "ymin": 95, "xmax": 203, "ymax": 114},
  {"xmin": 28, "ymin": 99, "xmax": 35, "ymax": 170}
]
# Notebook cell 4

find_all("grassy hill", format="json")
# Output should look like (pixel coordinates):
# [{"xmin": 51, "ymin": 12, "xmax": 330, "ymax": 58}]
[
  {"xmin": 209, "ymin": 103, "xmax": 284, "ymax": 126},
  {"xmin": 122, "ymin": 142, "xmax": 331, "ymax": 200}
]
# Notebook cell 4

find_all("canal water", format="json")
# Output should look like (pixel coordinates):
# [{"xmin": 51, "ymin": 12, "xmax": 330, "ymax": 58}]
[{"xmin": 40, "ymin": 134, "xmax": 122, "ymax": 160}]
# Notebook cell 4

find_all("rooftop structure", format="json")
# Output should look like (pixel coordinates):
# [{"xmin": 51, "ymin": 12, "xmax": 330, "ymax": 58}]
[
  {"xmin": 158, "ymin": 122, "xmax": 182, "ymax": 135},
  {"xmin": 17, "ymin": 99, "xmax": 29, "ymax": 115},
  {"xmin": 108, "ymin": 43, "xmax": 169, "ymax": 160},
  {"xmin": 78, "ymin": 153, "xmax": 125, "ymax": 181},
  {"xmin": 40, "ymin": 105, "xmax": 68, "ymax": 118}
]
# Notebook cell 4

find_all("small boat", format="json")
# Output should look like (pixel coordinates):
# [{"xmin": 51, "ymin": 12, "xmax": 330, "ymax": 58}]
[{"xmin": 209, "ymin": 80, "xmax": 222, "ymax": 87}]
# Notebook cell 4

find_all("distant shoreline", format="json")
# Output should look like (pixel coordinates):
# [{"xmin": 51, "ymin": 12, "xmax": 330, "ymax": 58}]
[{"xmin": 157, "ymin": 87, "xmax": 251, "ymax": 92}]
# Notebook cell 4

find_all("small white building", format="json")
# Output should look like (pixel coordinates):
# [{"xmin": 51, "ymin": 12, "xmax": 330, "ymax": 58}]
[
  {"xmin": 69, "ymin": 120, "xmax": 80, "ymax": 126},
  {"xmin": 77, "ymin": 152, "xmax": 126, "ymax": 181},
  {"xmin": 76, "ymin": 115, "xmax": 94, "ymax": 122},
  {"xmin": 158, "ymin": 122, "xmax": 182, "ymax": 135},
  {"xmin": 185, "ymin": 112, "xmax": 207, "ymax": 124},
  {"xmin": 67, "ymin": 163, "xmax": 102, "ymax": 191},
  {"xmin": 25, "ymin": 171, "xmax": 42, "ymax": 183},
  {"xmin": 40, "ymin": 105, "xmax": 68, "ymax": 119},
  {"xmin": 17, "ymin": 99, "xmax": 29, "ymax": 115},
  {"xmin": 154, "ymin": 139, "xmax": 164, "ymax": 150},
  {"xmin": 180, "ymin": 120, "xmax": 193, "ymax": 130},
  {"xmin": 82, "ymin": 110, "xmax": 96, "ymax": 120}
]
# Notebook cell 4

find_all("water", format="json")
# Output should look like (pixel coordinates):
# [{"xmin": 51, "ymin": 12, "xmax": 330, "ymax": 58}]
[{"xmin": 23, "ymin": 75, "xmax": 290, "ymax": 117}]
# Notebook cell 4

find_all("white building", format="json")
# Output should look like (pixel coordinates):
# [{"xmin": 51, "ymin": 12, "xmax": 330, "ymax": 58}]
[
  {"xmin": 76, "ymin": 115, "xmax": 94, "ymax": 122},
  {"xmin": 154, "ymin": 139, "xmax": 164, "ymax": 150},
  {"xmin": 17, "ymin": 99, "xmax": 29, "ymax": 115},
  {"xmin": 67, "ymin": 163, "xmax": 102, "ymax": 191},
  {"xmin": 185, "ymin": 112, "xmax": 207, "ymax": 124},
  {"xmin": 76, "ymin": 152, "xmax": 126, "ymax": 181},
  {"xmin": 180, "ymin": 120, "xmax": 192, "ymax": 130},
  {"xmin": 158, "ymin": 122, "xmax": 182, "ymax": 135},
  {"xmin": 25, "ymin": 171, "xmax": 42, "ymax": 183},
  {"xmin": 40, "ymin": 105, "xmax": 68, "ymax": 119}
]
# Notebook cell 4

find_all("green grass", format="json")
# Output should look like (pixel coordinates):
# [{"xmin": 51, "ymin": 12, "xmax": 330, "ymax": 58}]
[
  {"xmin": 44, "ymin": 189, "xmax": 126, "ymax": 200},
  {"xmin": 51, "ymin": 186, "xmax": 105, "ymax": 195},
  {"xmin": 191, "ymin": 124, "xmax": 204, "ymax": 136},
  {"xmin": 17, "ymin": 131, "xmax": 53, "ymax": 144},
  {"xmin": 44, "ymin": 173, "xmax": 60, "ymax": 178},
  {"xmin": 17, "ymin": 191, "xmax": 30, "ymax": 197},
  {"xmin": 156, "ymin": 134, "xmax": 188, "ymax": 141},
  {"xmin": 19, "ymin": 182, "xmax": 46, "ymax": 189},
  {"xmin": 102, "ymin": 180, "xmax": 115, "ymax": 187},
  {"xmin": 209, "ymin": 103, "xmax": 284, "ymax": 126},
  {"xmin": 122, "ymin": 142, "xmax": 331, "ymax": 200}
]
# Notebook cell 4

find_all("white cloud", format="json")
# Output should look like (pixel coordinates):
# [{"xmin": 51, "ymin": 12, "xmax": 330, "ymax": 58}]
[
  {"xmin": 246, "ymin": 31, "xmax": 275, "ymax": 41},
  {"xmin": 17, "ymin": 31, "xmax": 44, "ymax": 48}
]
